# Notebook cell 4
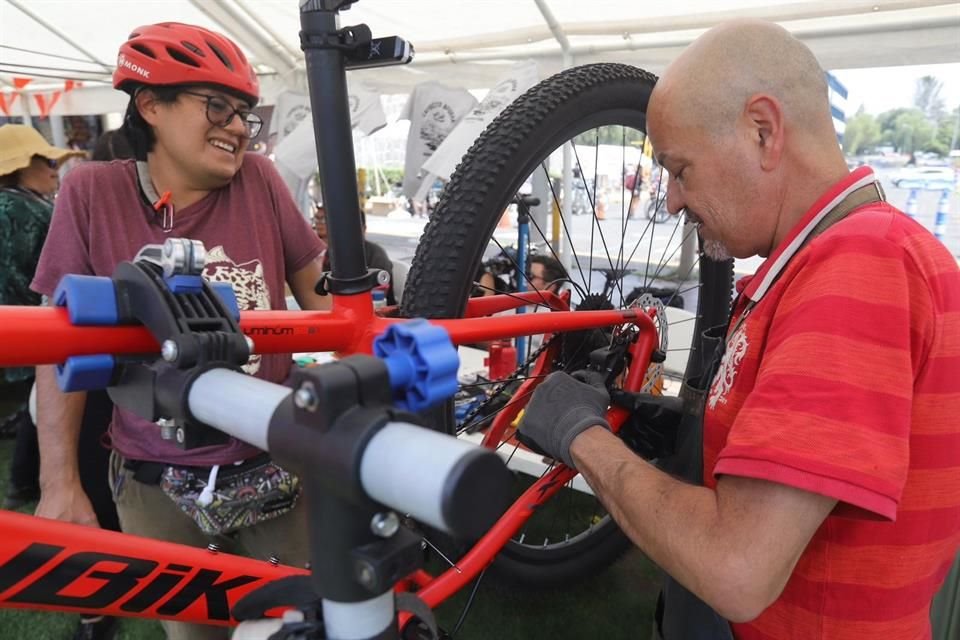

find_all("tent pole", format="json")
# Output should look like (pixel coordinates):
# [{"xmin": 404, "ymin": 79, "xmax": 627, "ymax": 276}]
[
  {"xmin": 6, "ymin": 0, "xmax": 113, "ymax": 73},
  {"xmin": 534, "ymin": 0, "xmax": 576, "ymax": 272}
]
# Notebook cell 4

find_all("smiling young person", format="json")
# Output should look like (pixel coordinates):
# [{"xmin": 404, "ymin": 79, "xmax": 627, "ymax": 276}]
[{"xmin": 30, "ymin": 23, "xmax": 328, "ymax": 640}]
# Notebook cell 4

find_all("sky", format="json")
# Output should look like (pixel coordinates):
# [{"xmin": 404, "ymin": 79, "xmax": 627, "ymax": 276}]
[{"xmin": 831, "ymin": 62, "xmax": 960, "ymax": 116}]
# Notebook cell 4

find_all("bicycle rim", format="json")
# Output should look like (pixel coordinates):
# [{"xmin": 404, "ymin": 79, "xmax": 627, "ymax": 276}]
[{"xmin": 402, "ymin": 63, "xmax": 733, "ymax": 586}]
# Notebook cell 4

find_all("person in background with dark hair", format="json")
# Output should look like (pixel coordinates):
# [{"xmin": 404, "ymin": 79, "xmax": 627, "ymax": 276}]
[
  {"xmin": 31, "ymin": 22, "xmax": 329, "ymax": 640},
  {"xmin": 91, "ymin": 128, "xmax": 135, "ymax": 163},
  {"xmin": 314, "ymin": 202, "xmax": 397, "ymax": 305},
  {"xmin": 0, "ymin": 124, "xmax": 84, "ymax": 513},
  {"xmin": 526, "ymin": 254, "xmax": 566, "ymax": 295}
]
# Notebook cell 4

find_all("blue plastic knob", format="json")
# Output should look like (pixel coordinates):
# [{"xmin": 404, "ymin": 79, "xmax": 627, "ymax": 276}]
[{"xmin": 373, "ymin": 319, "xmax": 459, "ymax": 412}]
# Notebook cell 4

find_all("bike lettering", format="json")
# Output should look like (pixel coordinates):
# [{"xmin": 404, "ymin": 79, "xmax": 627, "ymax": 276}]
[
  {"xmin": 8, "ymin": 550, "xmax": 157, "ymax": 609},
  {"xmin": 244, "ymin": 327, "xmax": 294, "ymax": 336},
  {"xmin": 0, "ymin": 544, "xmax": 260, "ymax": 621}
]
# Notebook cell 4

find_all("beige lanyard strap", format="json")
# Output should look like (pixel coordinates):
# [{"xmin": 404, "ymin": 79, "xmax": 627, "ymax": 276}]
[{"xmin": 729, "ymin": 180, "xmax": 885, "ymax": 336}]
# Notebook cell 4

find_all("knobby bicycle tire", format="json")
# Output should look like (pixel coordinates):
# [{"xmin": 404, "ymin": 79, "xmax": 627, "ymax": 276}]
[{"xmin": 402, "ymin": 63, "xmax": 733, "ymax": 586}]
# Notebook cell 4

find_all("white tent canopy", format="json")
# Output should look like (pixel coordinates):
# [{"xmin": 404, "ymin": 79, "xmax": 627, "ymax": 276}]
[{"xmin": 1, "ymin": 0, "xmax": 959, "ymax": 116}]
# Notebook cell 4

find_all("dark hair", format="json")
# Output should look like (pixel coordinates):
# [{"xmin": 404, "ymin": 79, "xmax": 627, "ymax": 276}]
[
  {"xmin": 91, "ymin": 129, "xmax": 135, "ymax": 161},
  {"xmin": 119, "ymin": 85, "xmax": 183, "ymax": 161},
  {"xmin": 529, "ymin": 254, "xmax": 567, "ymax": 288},
  {"xmin": 0, "ymin": 171, "xmax": 20, "ymax": 188}
]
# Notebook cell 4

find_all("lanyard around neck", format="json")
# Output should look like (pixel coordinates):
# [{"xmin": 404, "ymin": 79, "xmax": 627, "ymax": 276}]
[{"xmin": 135, "ymin": 160, "xmax": 174, "ymax": 232}]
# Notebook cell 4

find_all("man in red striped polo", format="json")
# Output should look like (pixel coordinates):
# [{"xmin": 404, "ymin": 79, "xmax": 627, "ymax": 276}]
[{"xmin": 518, "ymin": 18, "xmax": 960, "ymax": 639}]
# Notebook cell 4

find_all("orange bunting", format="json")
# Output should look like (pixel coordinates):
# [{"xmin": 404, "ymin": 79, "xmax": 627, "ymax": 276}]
[
  {"xmin": 0, "ymin": 91, "xmax": 21, "ymax": 117},
  {"xmin": 64, "ymin": 79, "xmax": 83, "ymax": 92},
  {"xmin": 12, "ymin": 77, "xmax": 32, "ymax": 90},
  {"xmin": 33, "ymin": 91, "xmax": 62, "ymax": 117}
]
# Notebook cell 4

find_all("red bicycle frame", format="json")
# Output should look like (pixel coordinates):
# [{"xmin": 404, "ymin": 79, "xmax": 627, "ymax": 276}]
[{"xmin": 0, "ymin": 289, "xmax": 658, "ymax": 629}]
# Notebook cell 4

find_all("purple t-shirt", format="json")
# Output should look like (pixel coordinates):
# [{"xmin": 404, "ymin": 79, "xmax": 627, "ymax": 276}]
[{"xmin": 32, "ymin": 154, "xmax": 324, "ymax": 466}]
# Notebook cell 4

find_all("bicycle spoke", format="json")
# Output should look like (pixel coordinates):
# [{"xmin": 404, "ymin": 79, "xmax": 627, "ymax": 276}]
[
  {"xmin": 542, "ymin": 163, "xmax": 588, "ymax": 286},
  {"xmin": 571, "ymin": 142, "xmax": 626, "ymax": 307}
]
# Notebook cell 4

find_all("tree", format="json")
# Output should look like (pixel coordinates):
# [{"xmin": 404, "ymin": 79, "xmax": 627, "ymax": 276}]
[
  {"xmin": 932, "ymin": 105, "xmax": 960, "ymax": 157},
  {"xmin": 877, "ymin": 108, "xmax": 936, "ymax": 155},
  {"xmin": 914, "ymin": 76, "xmax": 946, "ymax": 121},
  {"xmin": 842, "ymin": 107, "xmax": 881, "ymax": 155}
]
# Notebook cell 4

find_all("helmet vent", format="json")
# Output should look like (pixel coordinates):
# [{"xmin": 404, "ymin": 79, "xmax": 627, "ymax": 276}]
[
  {"xmin": 166, "ymin": 47, "xmax": 200, "ymax": 68},
  {"xmin": 181, "ymin": 41, "xmax": 205, "ymax": 57},
  {"xmin": 206, "ymin": 41, "xmax": 233, "ymax": 71},
  {"xmin": 131, "ymin": 44, "xmax": 156, "ymax": 59}
]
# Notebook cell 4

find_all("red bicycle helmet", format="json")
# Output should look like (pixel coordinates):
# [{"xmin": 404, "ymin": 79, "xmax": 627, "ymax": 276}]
[{"xmin": 114, "ymin": 22, "xmax": 259, "ymax": 105}]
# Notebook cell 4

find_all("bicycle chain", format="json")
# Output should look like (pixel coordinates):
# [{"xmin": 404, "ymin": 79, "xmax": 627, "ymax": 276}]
[
  {"xmin": 457, "ymin": 296, "xmax": 668, "ymax": 433},
  {"xmin": 456, "ymin": 335, "xmax": 556, "ymax": 435}
]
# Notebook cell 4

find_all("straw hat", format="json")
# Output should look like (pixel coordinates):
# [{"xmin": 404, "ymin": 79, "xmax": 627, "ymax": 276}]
[{"xmin": 0, "ymin": 124, "xmax": 87, "ymax": 177}]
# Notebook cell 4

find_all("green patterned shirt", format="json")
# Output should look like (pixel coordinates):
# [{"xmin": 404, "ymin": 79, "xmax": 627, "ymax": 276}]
[{"xmin": 0, "ymin": 187, "xmax": 52, "ymax": 383}]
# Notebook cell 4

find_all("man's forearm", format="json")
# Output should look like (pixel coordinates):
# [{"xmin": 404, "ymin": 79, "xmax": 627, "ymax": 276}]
[
  {"xmin": 35, "ymin": 365, "xmax": 87, "ymax": 489},
  {"xmin": 570, "ymin": 427, "xmax": 733, "ymax": 607},
  {"xmin": 568, "ymin": 426, "xmax": 827, "ymax": 622}
]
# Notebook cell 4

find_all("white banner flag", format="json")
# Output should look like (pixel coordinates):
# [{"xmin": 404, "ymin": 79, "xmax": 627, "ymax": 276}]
[{"xmin": 421, "ymin": 61, "xmax": 539, "ymax": 181}]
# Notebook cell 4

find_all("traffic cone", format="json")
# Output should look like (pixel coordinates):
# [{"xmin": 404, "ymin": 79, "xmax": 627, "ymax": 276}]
[
  {"xmin": 905, "ymin": 188, "xmax": 919, "ymax": 220},
  {"xmin": 934, "ymin": 189, "xmax": 950, "ymax": 242}
]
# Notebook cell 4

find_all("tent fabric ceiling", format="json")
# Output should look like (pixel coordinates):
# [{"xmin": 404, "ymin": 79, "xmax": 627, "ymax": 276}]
[{"xmin": 1, "ymin": 0, "xmax": 958, "ymax": 114}]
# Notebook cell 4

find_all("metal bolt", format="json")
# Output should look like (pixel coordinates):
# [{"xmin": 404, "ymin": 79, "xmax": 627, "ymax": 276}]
[
  {"xmin": 188, "ymin": 240, "xmax": 206, "ymax": 273},
  {"xmin": 157, "ymin": 418, "xmax": 177, "ymax": 441},
  {"xmin": 370, "ymin": 512, "xmax": 400, "ymax": 538},
  {"xmin": 175, "ymin": 427, "xmax": 185, "ymax": 444},
  {"xmin": 376, "ymin": 269, "xmax": 391, "ymax": 286},
  {"xmin": 161, "ymin": 239, "xmax": 186, "ymax": 278},
  {"xmin": 293, "ymin": 382, "xmax": 318, "ymax": 412},
  {"xmin": 268, "ymin": 556, "xmax": 280, "ymax": 566},
  {"xmin": 161, "ymin": 339, "xmax": 179, "ymax": 362},
  {"xmin": 281, "ymin": 609, "xmax": 305, "ymax": 623},
  {"xmin": 207, "ymin": 543, "xmax": 220, "ymax": 553},
  {"xmin": 355, "ymin": 560, "xmax": 376, "ymax": 590}
]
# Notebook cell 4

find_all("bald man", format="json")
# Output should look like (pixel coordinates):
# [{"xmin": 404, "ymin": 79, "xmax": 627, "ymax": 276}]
[{"xmin": 518, "ymin": 19, "xmax": 960, "ymax": 639}]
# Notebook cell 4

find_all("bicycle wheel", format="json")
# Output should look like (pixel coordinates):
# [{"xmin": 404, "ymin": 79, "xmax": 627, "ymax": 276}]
[
  {"xmin": 401, "ymin": 63, "xmax": 733, "ymax": 585},
  {"xmin": 646, "ymin": 199, "xmax": 670, "ymax": 224}
]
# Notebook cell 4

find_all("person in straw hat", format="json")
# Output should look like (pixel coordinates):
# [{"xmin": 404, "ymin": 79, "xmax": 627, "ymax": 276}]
[{"xmin": 0, "ymin": 123, "xmax": 85, "ymax": 513}]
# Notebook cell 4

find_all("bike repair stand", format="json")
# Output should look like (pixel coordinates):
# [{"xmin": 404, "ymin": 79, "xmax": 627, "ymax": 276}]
[
  {"xmin": 52, "ymin": 238, "xmax": 514, "ymax": 640},
  {"xmin": 299, "ymin": 0, "xmax": 413, "ymax": 300}
]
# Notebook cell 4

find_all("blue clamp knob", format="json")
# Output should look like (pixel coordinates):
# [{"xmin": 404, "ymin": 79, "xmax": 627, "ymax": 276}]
[
  {"xmin": 56, "ymin": 354, "xmax": 116, "ymax": 392},
  {"xmin": 373, "ymin": 319, "xmax": 459, "ymax": 412},
  {"xmin": 209, "ymin": 282, "xmax": 241, "ymax": 321},
  {"xmin": 164, "ymin": 274, "xmax": 205, "ymax": 295},
  {"xmin": 53, "ymin": 275, "xmax": 119, "ymax": 325}
]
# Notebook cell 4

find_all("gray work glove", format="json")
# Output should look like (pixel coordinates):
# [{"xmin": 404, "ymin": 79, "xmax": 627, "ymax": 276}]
[{"xmin": 517, "ymin": 370, "xmax": 611, "ymax": 469}]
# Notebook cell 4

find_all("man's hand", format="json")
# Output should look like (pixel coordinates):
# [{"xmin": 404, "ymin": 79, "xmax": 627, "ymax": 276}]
[
  {"xmin": 35, "ymin": 479, "xmax": 99, "ymax": 527},
  {"xmin": 517, "ymin": 371, "xmax": 611, "ymax": 468}
]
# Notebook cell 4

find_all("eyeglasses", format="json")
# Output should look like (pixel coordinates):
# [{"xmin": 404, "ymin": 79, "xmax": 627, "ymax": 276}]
[
  {"xmin": 180, "ymin": 90, "xmax": 263, "ymax": 139},
  {"xmin": 34, "ymin": 156, "xmax": 58, "ymax": 169}
]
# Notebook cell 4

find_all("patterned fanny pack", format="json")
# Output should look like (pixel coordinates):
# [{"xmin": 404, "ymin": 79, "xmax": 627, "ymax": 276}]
[{"xmin": 158, "ymin": 454, "xmax": 301, "ymax": 536}]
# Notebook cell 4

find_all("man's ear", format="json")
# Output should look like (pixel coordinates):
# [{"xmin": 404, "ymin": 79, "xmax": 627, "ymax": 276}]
[
  {"xmin": 134, "ymin": 90, "xmax": 162, "ymax": 127},
  {"xmin": 744, "ymin": 94, "xmax": 783, "ymax": 171}
]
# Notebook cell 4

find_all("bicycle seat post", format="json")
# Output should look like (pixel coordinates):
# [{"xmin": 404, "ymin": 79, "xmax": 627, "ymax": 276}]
[{"xmin": 300, "ymin": 1, "xmax": 369, "ymax": 292}]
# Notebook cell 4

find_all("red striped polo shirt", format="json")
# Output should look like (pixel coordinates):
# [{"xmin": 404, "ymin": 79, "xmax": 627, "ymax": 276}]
[{"xmin": 702, "ymin": 166, "xmax": 960, "ymax": 639}]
